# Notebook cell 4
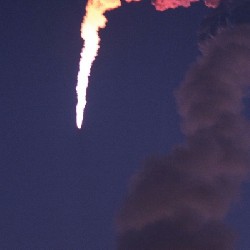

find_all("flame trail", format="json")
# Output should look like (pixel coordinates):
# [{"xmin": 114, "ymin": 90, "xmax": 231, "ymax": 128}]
[
  {"xmin": 76, "ymin": 0, "xmax": 220, "ymax": 129},
  {"xmin": 76, "ymin": 0, "xmax": 121, "ymax": 129}
]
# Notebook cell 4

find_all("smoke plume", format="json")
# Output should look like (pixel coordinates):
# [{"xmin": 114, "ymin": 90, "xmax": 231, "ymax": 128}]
[
  {"xmin": 126, "ymin": 0, "xmax": 221, "ymax": 10},
  {"xmin": 116, "ymin": 13, "xmax": 250, "ymax": 250},
  {"xmin": 151, "ymin": 0, "xmax": 220, "ymax": 11}
]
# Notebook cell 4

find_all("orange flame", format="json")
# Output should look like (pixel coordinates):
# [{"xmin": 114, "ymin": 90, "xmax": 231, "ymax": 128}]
[
  {"xmin": 76, "ymin": 0, "xmax": 121, "ymax": 129},
  {"xmin": 76, "ymin": 0, "xmax": 220, "ymax": 129}
]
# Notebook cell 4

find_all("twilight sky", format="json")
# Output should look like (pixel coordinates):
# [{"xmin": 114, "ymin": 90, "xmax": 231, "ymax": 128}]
[{"xmin": 1, "ymin": 1, "xmax": 250, "ymax": 249}]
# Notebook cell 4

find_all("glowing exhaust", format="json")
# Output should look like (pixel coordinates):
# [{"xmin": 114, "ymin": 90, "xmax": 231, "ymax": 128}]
[{"xmin": 76, "ymin": 0, "xmax": 121, "ymax": 129}]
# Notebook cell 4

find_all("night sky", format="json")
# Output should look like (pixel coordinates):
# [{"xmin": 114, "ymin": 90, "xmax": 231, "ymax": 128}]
[{"xmin": 1, "ymin": 1, "xmax": 250, "ymax": 249}]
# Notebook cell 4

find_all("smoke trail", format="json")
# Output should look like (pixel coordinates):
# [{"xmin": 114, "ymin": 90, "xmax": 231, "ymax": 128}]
[
  {"xmin": 116, "ymin": 19, "xmax": 250, "ymax": 250},
  {"xmin": 76, "ymin": 0, "xmax": 121, "ymax": 129}
]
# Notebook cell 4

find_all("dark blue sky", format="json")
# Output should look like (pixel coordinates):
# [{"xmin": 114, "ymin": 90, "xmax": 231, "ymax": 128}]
[{"xmin": 1, "ymin": 0, "xmax": 250, "ymax": 249}]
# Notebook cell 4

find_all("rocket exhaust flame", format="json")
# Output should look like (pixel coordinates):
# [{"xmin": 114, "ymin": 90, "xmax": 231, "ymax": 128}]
[
  {"xmin": 76, "ymin": 0, "xmax": 220, "ymax": 128},
  {"xmin": 76, "ymin": 0, "xmax": 121, "ymax": 129}
]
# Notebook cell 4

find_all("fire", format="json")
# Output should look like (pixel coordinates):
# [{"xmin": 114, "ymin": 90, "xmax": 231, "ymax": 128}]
[
  {"xmin": 76, "ymin": 0, "xmax": 121, "ymax": 129},
  {"xmin": 76, "ymin": 0, "xmax": 220, "ymax": 129}
]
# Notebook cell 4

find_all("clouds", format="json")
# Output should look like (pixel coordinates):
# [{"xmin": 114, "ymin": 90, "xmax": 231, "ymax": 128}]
[{"xmin": 117, "ymin": 24, "xmax": 250, "ymax": 249}]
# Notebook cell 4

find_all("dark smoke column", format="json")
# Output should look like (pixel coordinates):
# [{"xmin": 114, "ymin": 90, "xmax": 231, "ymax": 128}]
[{"xmin": 116, "ymin": 1, "xmax": 250, "ymax": 249}]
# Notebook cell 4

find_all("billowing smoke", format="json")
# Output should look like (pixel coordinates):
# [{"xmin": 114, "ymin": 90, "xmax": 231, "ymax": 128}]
[
  {"xmin": 126, "ymin": 0, "xmax": 221, "ymax": 10},
  {"xmin": 199, "ymin": 0, "xmax": 250, "ymax": 42},
  {"xmin": 116, "ymin": 1, "xmax": 250, "ymax": 249},
  {"xmin": 151, "ymin": 0, "xmax": 221, "ymax": 11}
]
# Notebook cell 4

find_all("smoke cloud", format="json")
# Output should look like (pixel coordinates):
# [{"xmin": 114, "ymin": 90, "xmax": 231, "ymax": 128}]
[
  {"xmin": 116, "ymin": 14, "xmax": 250, "ymax": 250},
  {"xmin": 199, "ymin": 0, "xmax": 250, "ymax": 42},
  {"xmin": 126, "ymin": 0, "xmax": 221, "ymax": 10}
]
